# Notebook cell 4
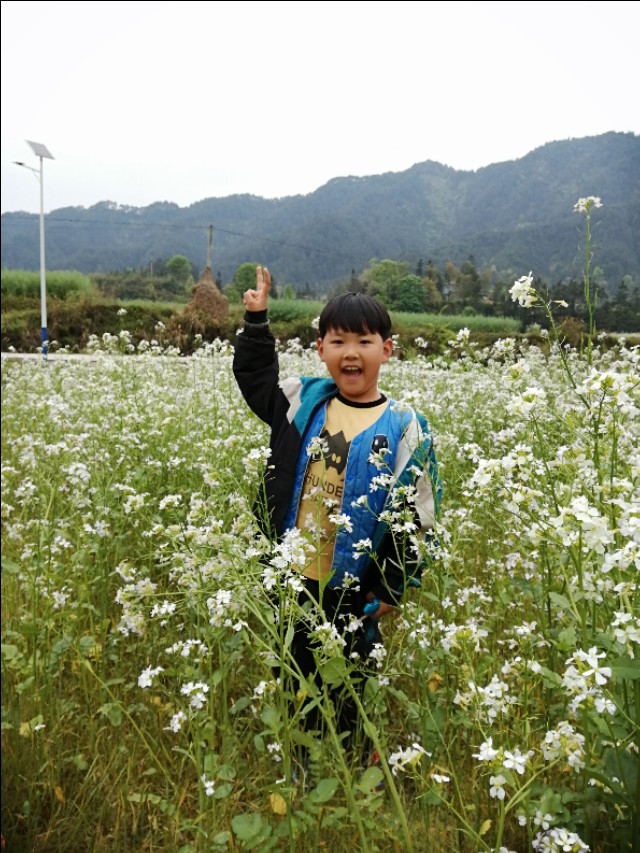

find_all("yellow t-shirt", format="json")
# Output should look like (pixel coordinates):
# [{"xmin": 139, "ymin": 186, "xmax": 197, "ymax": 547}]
[{"xmin": 296, "ymin": 394, "xmax": 389, "ymax": 581}]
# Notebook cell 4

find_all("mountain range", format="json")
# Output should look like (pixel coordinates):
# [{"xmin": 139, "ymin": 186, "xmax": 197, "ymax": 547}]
[{"xmin": 1, "ymin": 131, "xmax": 639, "ymax": 292}]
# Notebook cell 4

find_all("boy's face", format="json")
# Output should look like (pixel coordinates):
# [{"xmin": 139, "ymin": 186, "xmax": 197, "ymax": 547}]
[{"xmin": 317, "ymin": 327, "xmax": 393, "ymax": 403}]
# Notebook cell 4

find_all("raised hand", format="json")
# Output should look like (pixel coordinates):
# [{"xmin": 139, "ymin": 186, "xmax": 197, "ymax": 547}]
[{"xmin": 243, "ymin": 265, "xmax": 271, "ymax": 312}]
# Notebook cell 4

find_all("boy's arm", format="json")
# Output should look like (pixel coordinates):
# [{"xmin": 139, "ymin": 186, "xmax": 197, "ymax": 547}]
[{"xmin": 232, "ymin": 266, "xmax": 281, "ymax": 425}]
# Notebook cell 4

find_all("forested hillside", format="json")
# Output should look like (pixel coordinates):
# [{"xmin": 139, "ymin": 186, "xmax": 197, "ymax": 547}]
[{"xmin": 2, "ymin": 132, "xmax": 638, "ymax": 291}]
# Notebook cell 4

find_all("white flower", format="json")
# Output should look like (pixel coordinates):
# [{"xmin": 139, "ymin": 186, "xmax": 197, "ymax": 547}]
[
  {"xmin": 579, "ymin": 648, "xmax": 612, "ymax": 686},
  {"xmin": 533, "ymin": 811, "xmax": 554, "ymax": 831},
  {"xmin": 473, "ymin": 737, "xmax": 499, "ymax": 763},
  {"xmin": 181, "ymin": 681, "xmax": 209, "ymax": 709},
  {"xmin": 138, "ymin": 665, "xmax": 164, "ymax": 688},
  {"xmin": 159, "ymin": 494, "xmax": 182, "ymax": 511},
  {"xmin": 431, "ymin": 773, "xmax": 450, "ymax": 784},
  {"xmin": 502, "ymin": 747, "xmax": 533, "ymax": 775},
  {"xmin": 569, "ymin": 647, "xmax": 612, "ymax": 687},
  {"xmin": 532, "ymin": 827, "xmax": 588, "ymax": 851},
  {"xmin": 352, "ymin": 537, "xmax": 372, "ymax": 559},
  {"xmin": 489, "ymin": 774, "xmax": 507, "ymax": 800},
  {"xmin": 368, "ymin": 642, "xmax": 387, "ymax": 668},
  {"xmin": 388, "ymin": 742, "xmax": 429, "ymax": 775},
  {"xmin": 573, "ymin": 196, "xmax": 602, "ymax": 213},
  {"xmin": 612, "ymin": 611, "xmax": 640, "ymax": 652},
  {"xmin": 510, "ymin": 272, "xmax": 536, "ymax": 308},
  {"xmin": 329, "ymin": 512, "xmax": 353, "ymax": 532},
  {"xmin": 165, "ymin": 711, "xmax": 187, "ymax": 733},
  {"xmin": 151, "ymin": 600, "xmax": 177, "ymax": 619},
  {"xmin": 506, "ymin": 386, "xmax": 547, "ymax": 417},
  {"xmin": 541, "ymin": 721, "xmax": 586, "ymax": 772},
  {"xmin": 267, "ymin": 741, "xmax": 282, "ymax": 762},
  {"xmin": 201, "ymin": 774, "xmax": 216, "ymax": 796}
]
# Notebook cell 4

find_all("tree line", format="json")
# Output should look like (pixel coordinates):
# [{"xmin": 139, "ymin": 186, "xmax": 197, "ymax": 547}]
[{"xmin": 86, "ymin": 254, "xmax": 640, "ymax": 333}]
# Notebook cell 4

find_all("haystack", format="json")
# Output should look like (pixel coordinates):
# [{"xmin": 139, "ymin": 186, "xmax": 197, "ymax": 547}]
[
  {"xmin": 183, "ymin": 225, "xmax": 228, "ymax": 324},
  {"xmin": 186, "ymin": 266, "xmax": 229, "ymax": 323}
]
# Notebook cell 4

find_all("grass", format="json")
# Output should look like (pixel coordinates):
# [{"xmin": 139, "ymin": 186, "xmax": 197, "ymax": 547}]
[
  {"xmin": 390, "ymin": 310, "xmax": 521, "ymax": 334},
  {"xmin": 1, "ymin": 269, "xmax": 93, "ymax": 300}
]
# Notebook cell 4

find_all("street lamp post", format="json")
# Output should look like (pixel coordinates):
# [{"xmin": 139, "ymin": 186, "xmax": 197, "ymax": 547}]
[{"xmin": 14, "ymin": 140, "xmax": 55, "ymax": 359}]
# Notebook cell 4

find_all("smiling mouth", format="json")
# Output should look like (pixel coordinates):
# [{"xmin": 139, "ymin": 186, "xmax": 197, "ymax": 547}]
[{"xmin": 342, "ymin": 366, "xmax": 362, "ymax": 375}]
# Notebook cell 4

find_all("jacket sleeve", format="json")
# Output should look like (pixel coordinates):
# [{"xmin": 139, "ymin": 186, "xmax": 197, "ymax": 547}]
[
  {"xmin": 369, "ymin": 433, "xmax": 441, "ymax": 606},
  {"xmin": 232, "ymin": 310, "xmax": 281, "ymax": 426}
]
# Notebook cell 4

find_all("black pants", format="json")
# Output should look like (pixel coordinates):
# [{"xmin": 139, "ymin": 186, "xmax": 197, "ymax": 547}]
[{"xmin": 280, "ymin": 578, "xmax": 382, "ymax": 750}]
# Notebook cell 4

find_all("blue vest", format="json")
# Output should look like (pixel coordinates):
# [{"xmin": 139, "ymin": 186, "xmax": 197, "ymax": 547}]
[{"xmin": 283, "ymin": 399, "xmax": 416, "ymax": 587}]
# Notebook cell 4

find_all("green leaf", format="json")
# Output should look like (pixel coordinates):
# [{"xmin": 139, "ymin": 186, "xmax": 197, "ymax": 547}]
[
  {"xmin": 548, "ymin": 592, "xmax": 573, "ymax": 612},
  {"xmin": 357, "ymin": 766, "xmax": 383, "ymax": 793},
  {"xmin": 421, "ymin": 788, "xmax": 443, "ymax": 805},
  {"xmin": 99, "ymin": 702, "xmax": 123, "ymax": 727},
  {"xmin": 232, "ymin": 812, "xmax": 262, "ymax": 840},
  {"xmin": 51, "ymin": 637, "xmax": 73, "ymax": 659},
  {"xmin": 319, "ymin": 656, "xmax": 348, "ymax": 686},
  {"xmin": 229, "ymin": 696, "xmax": 251, "ymax": 715},
  {"xmin": 215, "ymin": 763, "xmax": 237, "ymax": 781},
  {"xmin": 283, "ymin": 624, "xmax": 294, "ymax": 650},
  {"xmin": 1, "ymin": 643, "xmax": 20, "ymax": 660},
  {"xmin": 611, "ymin": 656, "xmax": 640, "ymax": 680},
  {"xmin": 214, "ymin": 783, "xmax": 233, "ymax": 800},
  {"xmin": 261, "ymin": 706, "xmax": 279, "ymax": 727},
  {"xmin": 203, "ymin": 753, "xmax": 218, "ymax": 774},
  {"xmin": 310, "ymin": 777, "xmax": 339, "ymax": 803},
  {"xmin": 15, "ymin": 676, "xmax": 35, "ymax": 695},
  {"xmin": 538, "ymin": 667, "xmax": 562, "ymax": 689},
  {"xmin": 556, "ymin": 626, "xmax": 578, "ymax": 650},
  {"xmin": 79, "ymin": 635, "xmax": 96, "ymax": 654},
  {"xmin": 70, "ymin": 753, "xmax": 89, "ymax": 771}
]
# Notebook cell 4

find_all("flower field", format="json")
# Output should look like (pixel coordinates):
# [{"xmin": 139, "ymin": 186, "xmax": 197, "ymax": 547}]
[{"xmin": 2, "ymin": 315, "xmax": 638, "ymax": 853}]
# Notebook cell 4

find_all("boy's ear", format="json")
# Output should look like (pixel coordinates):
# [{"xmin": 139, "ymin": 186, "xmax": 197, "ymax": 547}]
[
  {"xmin": 381, "ymin": 337, "xmax": 393, "ymax": 361},
  {"xmin": 317, "ymin": 337, "xmax": 325, "ymax": 361}
]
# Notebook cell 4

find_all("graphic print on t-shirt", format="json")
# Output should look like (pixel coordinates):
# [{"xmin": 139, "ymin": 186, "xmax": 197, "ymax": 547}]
[{"xmin": 310, "ymin": 427, "xmax": 349, "ymax": 476}]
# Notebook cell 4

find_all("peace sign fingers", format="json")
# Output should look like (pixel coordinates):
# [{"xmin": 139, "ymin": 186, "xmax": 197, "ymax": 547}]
[{"xmin": 243, "ymin": 265, "xmax": 271, "ymax": 312}]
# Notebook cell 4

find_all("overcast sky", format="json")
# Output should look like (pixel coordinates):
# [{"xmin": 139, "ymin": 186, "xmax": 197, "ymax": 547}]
[{"xmin": 1, "ymin": 0, "xmax": 638, "ymax": 214}]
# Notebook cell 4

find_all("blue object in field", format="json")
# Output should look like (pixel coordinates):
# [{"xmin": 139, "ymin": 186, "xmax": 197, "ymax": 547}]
[
  {"xmin": 363, "ymin": 598, "xmax": 380, "ymax": 616},
  {"xmin": 363, "ymin": 598, "xmax": 380, "ymax": 643}
]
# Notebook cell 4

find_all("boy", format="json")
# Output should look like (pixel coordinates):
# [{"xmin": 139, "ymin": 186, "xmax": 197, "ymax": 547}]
[{"xmin": 233, "ymin": 265, "xmax": 440, "ymax": 751}]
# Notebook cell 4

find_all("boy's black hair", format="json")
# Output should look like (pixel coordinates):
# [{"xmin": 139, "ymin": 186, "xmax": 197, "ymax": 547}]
[{"xmin": 318, "ymin": 292, "xmax": 392, "ymax": 340}]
